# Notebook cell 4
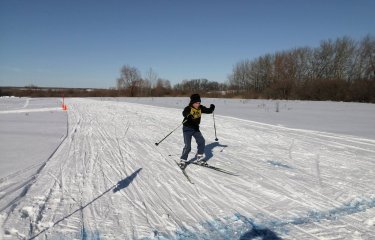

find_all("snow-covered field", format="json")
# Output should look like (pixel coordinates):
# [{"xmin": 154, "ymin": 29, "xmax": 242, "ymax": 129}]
[{"xmin": 1, "ymin": 97, "xmax": 375, "ymax": 240}]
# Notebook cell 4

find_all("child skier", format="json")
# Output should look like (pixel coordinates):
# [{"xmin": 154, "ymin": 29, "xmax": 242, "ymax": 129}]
[{"xmin": 179, "ymin": 94, "xmax": 215, "ymax": 168}]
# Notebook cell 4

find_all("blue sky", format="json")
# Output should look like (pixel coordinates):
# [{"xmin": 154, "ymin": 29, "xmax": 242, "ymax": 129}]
[{"xmin": 0, "ymin": 0, "xmax": 374, "ymax": 88}]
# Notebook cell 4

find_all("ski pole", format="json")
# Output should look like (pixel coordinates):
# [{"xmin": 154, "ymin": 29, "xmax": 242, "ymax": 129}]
[
  {"xmin": 155, "ymin": 119, "xmax": 187, "ymax": 146},
  {"xmin": 213, "ymin": 111, "xmax": 218, "ymax": 141}
]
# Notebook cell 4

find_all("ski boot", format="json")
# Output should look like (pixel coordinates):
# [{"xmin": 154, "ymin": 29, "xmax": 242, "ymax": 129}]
[
  {"xmin": 178, "ymin": 159, "xmax": 188, "ymax": 170},
  {"xmin": 195, "ymin": 154, "xmax": 208, "ymax": 166}
]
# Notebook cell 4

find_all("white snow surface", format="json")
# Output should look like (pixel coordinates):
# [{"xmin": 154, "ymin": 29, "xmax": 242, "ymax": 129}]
[{"xmin": 1, "ymin": 97, "xmax": 375, "ymax": 240}]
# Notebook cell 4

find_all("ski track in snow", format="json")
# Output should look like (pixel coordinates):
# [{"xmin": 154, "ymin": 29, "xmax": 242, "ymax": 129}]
[
  {"xmin": 1, "ymin": 98, "xmax": 375, "ymax": 240},
  {"xmin": 0, "ymin": 107, "xmax": 62, "ymax": 114}
]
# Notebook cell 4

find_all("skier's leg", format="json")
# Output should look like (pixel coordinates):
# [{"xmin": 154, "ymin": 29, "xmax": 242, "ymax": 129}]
[
  {"xmin": 194, "ymin": 131, "xmax": 205, "ymax": 156},
  {"xmin": 180, "ymin": 127, "xmax": 194, "ymax": 161}
]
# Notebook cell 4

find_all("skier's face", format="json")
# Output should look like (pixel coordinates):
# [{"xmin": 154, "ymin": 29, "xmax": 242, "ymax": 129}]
[{"xmin": 192, "ymin": 102, "xmax": 200, "ymax": 109}]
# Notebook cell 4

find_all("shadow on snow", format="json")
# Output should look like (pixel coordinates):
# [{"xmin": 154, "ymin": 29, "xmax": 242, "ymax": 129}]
[
  {"xmin": 240, "ymin": 227, "xmax": 282, "ymax": 240},
  {"xmin": 154, "ymin": 197, "xmax": 375, "ymax": 239},
  {"xmin": 203, "ymin": 141, "xmax": 228, "ymax": 162},
  {"xmin": 168, "ymin": 213, "xmax": 281, "ymax": 240},
  {"xmin": 113, "ymin": 168, "xmax": 142, "ymax": 192},
  {"xmin": 266, "ymin": 160, "xmax": 291, "ymax": 169},
  {"xmin": 29, "ymin": 168, "xmax": 142, "ymax": 240}
]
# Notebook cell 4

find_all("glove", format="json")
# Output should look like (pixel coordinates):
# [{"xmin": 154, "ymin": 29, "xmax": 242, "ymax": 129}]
[{"xmin": 210, "ymin": 104, "xmax": 215, "ymax": 110}]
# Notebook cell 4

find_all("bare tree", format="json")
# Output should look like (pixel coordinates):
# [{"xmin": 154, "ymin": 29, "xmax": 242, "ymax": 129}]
[
  {"xmin": 152, "ymin": 78, "xmax": 172, "ymax": 96},
  {"xmin": 332, "ymin": 37, "xmax": 356, "ymax": 80},
  {"xmin": 117, "ymin": 65, "xmax": 142, "ymax": 97},
  {"xmin": 228, "ymin": 59, "xmax": 253, "ymax": 91},
  {"xmin": 293, "ymin": 47, "xmax": 314, "ymax": 83},
  {"xmin": 312, "ymin": 39, "xmax": 335, "ymax": 80},
  {"xmin": 138, "ymin": 79, "xmax": 151, "ymax": 96},
  {"xmin": 145, "ymin": 68, "xmax": 159, "ymax": 88},
  {"xmin": 358, "ymin": 35, "xmax": 375, "ymax": 80}
]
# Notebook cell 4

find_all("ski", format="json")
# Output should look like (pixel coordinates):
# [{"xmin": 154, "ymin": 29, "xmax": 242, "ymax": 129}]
[
  {"xmin": 190, "ymin": 162, "xmax": 238, "ymax": 176},
  {"xmin": 174, "ymin": 160, "xmax": 194, "ymax": 184}
]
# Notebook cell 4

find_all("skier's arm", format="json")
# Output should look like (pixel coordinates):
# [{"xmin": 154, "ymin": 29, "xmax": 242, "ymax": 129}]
[
  {"xmin": 182, "ymin": 106, "xmax": 190, "ymax": 117},
  {"xmin": 182, "ymin": 106, "xmax": 193, "ymax": 121},
  {"xmin": 201, "ymin": 104, "xmax": 215, "ymax": 114}
]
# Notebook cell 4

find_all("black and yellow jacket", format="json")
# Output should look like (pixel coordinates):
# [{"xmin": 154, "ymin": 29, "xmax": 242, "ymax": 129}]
[{"xmin": 182, "ymin": 104, "xmax": 215, "ymax": 131}]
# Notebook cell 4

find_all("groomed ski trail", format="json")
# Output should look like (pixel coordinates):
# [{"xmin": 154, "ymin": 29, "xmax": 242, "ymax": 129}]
[{"xmin": 1, "ymin": 98, "xmax": 375, "ymax": 240}]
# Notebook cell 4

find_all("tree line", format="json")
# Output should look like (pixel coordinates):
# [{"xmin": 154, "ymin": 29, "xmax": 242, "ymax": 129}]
[
  {"xmin": 116, "ymin": 35, "xmax": 374, "ymax": 102},
  {"xmin": 228, "ymin": 35, "xmax": 374, "ymax": 102},
  {"xmin": 1, "ymin": 35, "xmax": 373, "ymax": 102},
  {"xmin": 116, "ymin": 66, "xmax": 228, "ymax": 98}
]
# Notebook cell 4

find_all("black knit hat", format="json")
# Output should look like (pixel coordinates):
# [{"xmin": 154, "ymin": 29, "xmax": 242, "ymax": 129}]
[{"xmin": 190, "ymin": 94, "xmax": 201, "ymax": 104}]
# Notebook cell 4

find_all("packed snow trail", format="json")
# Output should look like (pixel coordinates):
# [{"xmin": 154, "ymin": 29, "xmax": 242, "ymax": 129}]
[{"xmin": 1, "ymin": 98, "xmax": 375, "ymax": 239}]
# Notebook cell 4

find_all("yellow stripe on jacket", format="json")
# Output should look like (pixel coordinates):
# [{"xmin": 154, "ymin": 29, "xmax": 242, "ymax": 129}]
[{"xmin": 190, "ymin": 107, "xmax": 201, "ymax": 119}]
